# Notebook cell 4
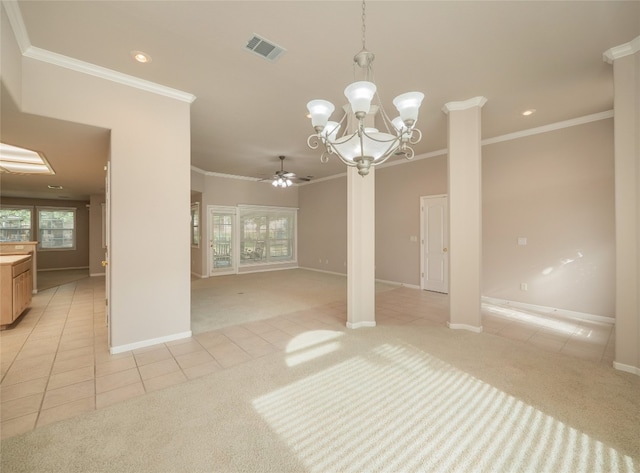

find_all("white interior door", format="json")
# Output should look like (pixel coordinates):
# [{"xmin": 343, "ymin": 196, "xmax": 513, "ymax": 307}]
[
  {"xmin": 103, "ymin": 162, "xmax": 111, "ymax": 346},
  {"xmin": 208, "ymin": 206, "xmax": 236, "ymax": 276},
  {"xmin": 421, "ymin": 195, "xmax": 449, "ymax": 293}
]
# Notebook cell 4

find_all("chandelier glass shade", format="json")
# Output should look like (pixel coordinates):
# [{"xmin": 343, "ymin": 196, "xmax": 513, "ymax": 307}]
[{"xmin": 305, "ymin": 1, "xmax": 424, "ymax": 177}]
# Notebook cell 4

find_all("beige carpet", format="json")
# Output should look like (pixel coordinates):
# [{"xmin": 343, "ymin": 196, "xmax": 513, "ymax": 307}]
[
  {"xmin": 191, "ymin": 269, "xmax": 397, "ymax": 334},
  {"xmin": 2, "ymin": 322, "xmax": 638, "ymax": 472}
]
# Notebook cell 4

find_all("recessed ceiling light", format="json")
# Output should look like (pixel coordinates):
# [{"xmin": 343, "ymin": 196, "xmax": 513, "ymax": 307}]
[
  {"xmin": 0, "ymin": 143, "xmax": 55, "ymax": 175},
  {"xmin": 131, "ymin": 50, "xmax": 152, "ymax": 63},
  {"xmin": 522, "ymin": 109, "xmax": 536, "ymax": 116}
]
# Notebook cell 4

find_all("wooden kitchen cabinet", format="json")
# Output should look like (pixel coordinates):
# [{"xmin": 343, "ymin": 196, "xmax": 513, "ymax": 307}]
[{"xmin": 1, "ymin": 254, "xmax": 33, "ymax": 327}]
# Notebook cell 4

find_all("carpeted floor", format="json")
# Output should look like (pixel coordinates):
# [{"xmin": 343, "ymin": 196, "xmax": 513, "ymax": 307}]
[
  {"xmin": 2, "ymin": 320, "xmax": 638, "ymax": 472},
  {"xmin": 191, "ymin": 269, "xmax": 397, "ymax": 333}
]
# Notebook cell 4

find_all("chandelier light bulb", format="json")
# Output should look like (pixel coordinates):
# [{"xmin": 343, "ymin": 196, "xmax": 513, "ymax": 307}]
[
  {"xmin": 344, "ymin": 81, "xmax": 376, "ymax": 115},
  {"xmin": 393, "ymin": 92, "xmax": 425, "ymax": 124},
  {"xmin": 307, "ymin": 100, "xmax": 335, "ymax": 129},
  {"xmin": 304, "ymin": 0, "xmax": 424, "ymax": 176}
]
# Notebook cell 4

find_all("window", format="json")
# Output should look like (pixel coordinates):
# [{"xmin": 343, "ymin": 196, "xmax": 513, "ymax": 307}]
[
  {"xmin": 239, "ymin": 206, "xmax": 296, "ymax": 265},
  {"xmin": 0, "ymin": 207, "xmax": 32, "ymax": 242},
  {"xmin": 38, "ymin": 207, "xmax": 76, "ymax": 250},
  {"xmin": 191, "ymin": 203, "xmax": 200, "ymax": 248}
]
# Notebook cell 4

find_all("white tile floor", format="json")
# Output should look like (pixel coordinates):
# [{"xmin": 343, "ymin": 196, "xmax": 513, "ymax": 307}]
[{"xmin": 0, "ymin": 271, "xmax": 615, "ymax": 439}]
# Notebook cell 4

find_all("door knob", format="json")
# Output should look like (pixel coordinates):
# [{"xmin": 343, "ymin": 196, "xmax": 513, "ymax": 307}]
[
  {"xmin": 443, "ymin": 248, "xmax": 448, "ymax": 253},
  {"xmin": 101, "ymin": 260, "xmax": 108, "ymax": 267}
]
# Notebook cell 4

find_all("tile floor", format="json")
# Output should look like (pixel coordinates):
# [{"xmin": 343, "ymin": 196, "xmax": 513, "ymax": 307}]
[{"xmin": 0, "ymin": 272, "xmax": 615, "ymax": 439}]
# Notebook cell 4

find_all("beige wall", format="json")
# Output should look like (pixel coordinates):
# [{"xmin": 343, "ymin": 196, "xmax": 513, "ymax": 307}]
[
  {"xmin": 483, "ymin": 119, "xmax": 615, "ymax": 317},
  {"xmin": 298, "ymin": 119, "xmax": 615, "ymax": 319},
  {"xmin": 15, "ymin": 52, "xmax": 192, "ymax": 350},
  {"xmin": 610, "ymin": 45, "xmax": 640, "ymax": 372},
  {"xmin": 0, "ymin": 197, "xmax": 90, "ymax": 271},
  {"xmin": 298, "ymin": 176, "xmax": 348, "ymax": 273},
  {"xmin": 376, "ymin": 157, "xmax": 448, "ymax": 285}
]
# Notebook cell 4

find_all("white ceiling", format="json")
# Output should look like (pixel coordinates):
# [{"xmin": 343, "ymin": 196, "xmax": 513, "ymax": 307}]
[{"xmin": 1, "ymin": 1, "xmax": 639, "ymax": 200}]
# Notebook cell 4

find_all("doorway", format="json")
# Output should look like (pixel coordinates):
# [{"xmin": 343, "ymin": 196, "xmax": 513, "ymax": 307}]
[
  {"xmin": 420, "ymin": 195, "xmax": 449, "ymax": 293},
  {"xmin": 208, "ymin": 206, "xmax": 237, "ymax": 276}
]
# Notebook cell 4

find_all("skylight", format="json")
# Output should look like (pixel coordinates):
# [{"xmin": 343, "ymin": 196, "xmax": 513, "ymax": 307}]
[{"xmin": 0, "ymin": 143, "xmax": 54, "ymax": 175}]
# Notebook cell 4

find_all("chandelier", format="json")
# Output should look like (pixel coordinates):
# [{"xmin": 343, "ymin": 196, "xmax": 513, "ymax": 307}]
[{"xmin": 306, "ymin": 0, "xmax": 424, "ymax": 176}]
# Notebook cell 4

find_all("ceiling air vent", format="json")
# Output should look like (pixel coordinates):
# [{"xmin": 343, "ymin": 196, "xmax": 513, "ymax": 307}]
[{"xmin": 245, "ymin": 34, "xmax": 286, "ymax": 62}]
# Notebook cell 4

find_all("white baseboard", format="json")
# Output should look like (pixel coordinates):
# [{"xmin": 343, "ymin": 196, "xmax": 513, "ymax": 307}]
[
  {"xmin": 613, "ymin": 361, "xmax": 640, "ymax": 376},
  {"xmin": 447, "ymin": 322, "xmax": 483, "ymax": 333},
  {"xmin": 375, "ymin": 278, "xmax": 420, "ymax": 290},
  {"xmin": 482, "ymin": 296, "xmax": 614, "ymax": 325},
  {"xmin": 110, "ymin": 330, "xmax": 192, "ymax": 354},
  {"xmin": 300, "ymin": 268, "xmax": 420, "ymax": 290},
  {"xmin": 90, "ymin": 273, "xmax": 105, "ymax": 277},
  {"xmin": 38, "ymin": 266, "xmax": 89, "ymax": 272},
  {"xmin": 190, "ymin": 271, "xmax": 205, "ymax": 278},
  {"xmin": 299, "ymin": 267, "xmax": 346, "ymax": 277},
  {"xmin": 347, "ymin": 321, "xmax": 376, "ymax": 329},
  {"xmin": 238, "ymin": 265, "xmax": 298, "ymax": 275}
]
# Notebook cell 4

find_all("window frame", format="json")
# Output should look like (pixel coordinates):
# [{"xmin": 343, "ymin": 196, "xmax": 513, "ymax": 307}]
[
  {"xmin": 37, "ymin": 206, "xmax": 77, "ymax": 251},
  {"xmin": 0, "ymin": 205, "xmax": 33, "ymax": 242},
  {"xmin": 191, "ymin": 202, "xmax": 200, "ymax": 248},
  {"xmin": 238, "ymin": 205, "xmax": 297, "ymax": 267}
]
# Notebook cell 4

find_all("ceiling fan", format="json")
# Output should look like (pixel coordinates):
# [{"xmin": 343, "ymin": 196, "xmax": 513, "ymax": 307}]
[{"xmin": 264, "ymin": 155, "xmax": 312, "ymax": 187}]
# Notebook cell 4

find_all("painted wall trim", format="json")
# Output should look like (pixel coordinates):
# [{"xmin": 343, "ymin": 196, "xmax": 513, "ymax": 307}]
[
  {"xmin": 612, "ymin": 361, "xmax": 640, "ymax": 376},
  {"xmin": 299, "ymin": 267, "xmax": 347, "ymax": 277},
  {"xmin": 2, "ymin": 0, "xmax": 30, "ymax": 53},
  {"xmin": 299, "ymin": 110, "xmax": 614, "ymax": 186},
  {"xmin": 482, "ymin": 296, "xmax": 615, "ymax": 324},
  {"xmin": 3, "ymin": 2, "xmax": 196, "ymax": 103},
  {"xmin": 442, "ymin": 96, "xmax": 488, "ymax": 113},
  {"xmin": 375, "ymin": 278, "xmax": 421, "ymax": 290},
  {"xmin": 110, "ymin": 330, "xmax": 192, "ymax": 354},
  {"xmin": 191, "ymin": 166, "xmax": 261, "ymax": 181},
  {"xmin": 347, "ymin": 321, "xmax": 376, "ymax": 329},
  {"xmin": 447, "ymin": 322, "xmax": 483, "ymax": 333},
  {"xmin": 603, "ymin": 35, "xmax": 640, "ymax": 64},
  {"xmin": 481, "ymin": 110, "xmax": 614, "ymax": 147},
  {"xmin": 23, "ymin": 46, "xmax": 196, "ymax": 103}
]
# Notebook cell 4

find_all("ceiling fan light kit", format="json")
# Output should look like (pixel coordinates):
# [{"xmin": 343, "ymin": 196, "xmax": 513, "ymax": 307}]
[
  {"xmin": 306, "ymin": 0, "xmax": 424, "ymax": 177},
  {"xmin": 271, "ymin": 155, "xmax": 297, "ymax": 188}
]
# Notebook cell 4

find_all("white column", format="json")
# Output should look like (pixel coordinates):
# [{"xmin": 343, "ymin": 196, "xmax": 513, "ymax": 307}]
[
  {"xmin": 347, "ymin": 165, "xmax": 376, "ymax": 328},
  {"xmin": 604, "ymin": 36, "xmax": 640, "ymax": 375},
  {"xmin": 443, "ymin": 96, "xmax": 487, "ymax": 332}
]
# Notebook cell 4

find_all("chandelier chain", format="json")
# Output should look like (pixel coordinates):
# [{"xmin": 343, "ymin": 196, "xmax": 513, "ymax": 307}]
[{"xmin": 361, "ymin": 0, "xmax": 367, "ymax": 50}]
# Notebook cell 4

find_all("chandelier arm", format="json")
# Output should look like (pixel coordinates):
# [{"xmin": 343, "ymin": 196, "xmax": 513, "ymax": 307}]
[
  {"xmin": 320, "ymin": 150, "xmax": 331, "ymax": 164},
  {"xmin": 307, "ymin": 134, "xmax": 322, "ymax": 150},
  {"xmin": 402, "ymin": 147, "xmax": 416, "ymax": 160},
  {"xmin": 360, "ymin": 128, "xmax": 401, "ymax": 146},
  {"xmin": 408, "ymin": 128, "xmax": 422, "ymax": 145}
]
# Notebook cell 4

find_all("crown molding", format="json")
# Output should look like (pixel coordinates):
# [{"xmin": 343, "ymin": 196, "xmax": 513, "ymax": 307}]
[
  {"xmin": 3, "ymin": 1, "xmax": 195, "ymax": 103},
  {"xmin": 2, "ymin": 0, "xmax": 29, "ymax": 53},
  {"xmin": 442, "ymin": 96, "xmax": 488, "ymax": 113},
  {"xmin": 481, "ymin": 110, "xmax": 614, "ymax": 146},
  {"xmin": 24, "ymin": 46, "xmax": 196, "ymax": 103},
  {"xmin": 191, "ymin": 165, "xmax": 260, "ymax": 181},
  {"xmin": 603, "ymin": 35, "xmax": 640, "ymax": 64}
]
